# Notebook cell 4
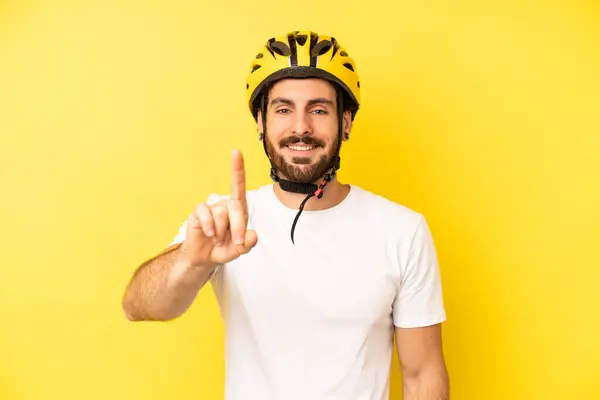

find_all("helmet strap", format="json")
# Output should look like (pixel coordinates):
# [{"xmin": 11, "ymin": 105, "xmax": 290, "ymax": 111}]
[{"xmin": 259, "ymin": 89, "xmax": 345, "ymax": 243}]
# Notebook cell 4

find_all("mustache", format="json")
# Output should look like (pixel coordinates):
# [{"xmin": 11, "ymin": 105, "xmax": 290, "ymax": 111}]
[{"xmin": 278, "ymin": 136, "xmax": 325, "ymax": 148}]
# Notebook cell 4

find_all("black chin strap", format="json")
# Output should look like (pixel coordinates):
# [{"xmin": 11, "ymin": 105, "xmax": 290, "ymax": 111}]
[
  {"xmin": 278, "ymin": 178, "xmax": 317, "ymax": 195},
  {"xmin": 288, "ymin": 168, "xmax": 336, "ymax": 243},
  {"xmin": 260, "ymin": 89, "xmax": 345, "ymax": 244}
]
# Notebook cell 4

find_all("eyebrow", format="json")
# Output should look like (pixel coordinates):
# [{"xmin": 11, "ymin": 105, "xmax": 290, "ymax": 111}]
[{"xmin": 270, "ymin": 97, "xmax": 334, "ymax": 107}]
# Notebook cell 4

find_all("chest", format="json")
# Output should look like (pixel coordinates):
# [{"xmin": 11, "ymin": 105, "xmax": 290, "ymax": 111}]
[{"xmin": 220, "ymin": 218, "xmax": 401, "ymax": 331}]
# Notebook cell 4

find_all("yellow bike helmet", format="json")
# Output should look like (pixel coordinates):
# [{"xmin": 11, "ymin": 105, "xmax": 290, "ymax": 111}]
[
  {"xmin": 245, "ymin": 31, "xmax": 361, "ymax": 244},
  {"xmin": 246, "ymin": 30, "xmax": 360, "ymax": 120}
]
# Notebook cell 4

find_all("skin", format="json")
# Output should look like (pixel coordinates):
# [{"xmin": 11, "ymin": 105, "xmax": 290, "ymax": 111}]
[
  {"xmin": 396, "ymin": 324, "xmax": 449, "ymax": 400},
  {"xmin": 121, "ymin": 77, "xmax": 449, "ymax": 399}
]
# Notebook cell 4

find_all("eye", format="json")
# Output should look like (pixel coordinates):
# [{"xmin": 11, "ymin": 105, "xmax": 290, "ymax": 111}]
[
  {"xmin": 311, "ymin": 109, "xmax": 328, "ymax": 115},
  {"xmin": 275, "ymin": 108, "xmax": 291, "ymax": 114}
]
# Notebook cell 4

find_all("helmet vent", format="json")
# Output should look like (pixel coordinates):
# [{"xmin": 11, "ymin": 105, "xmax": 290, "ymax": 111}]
[
  {"xmin": 296, "ymin": 35, "xmax": 308, "ymax": 46},
  {"xmin": 256, "ymin": 53, "xmax": 264, "ymax": 59},
  {"xmin": 269, "ymin": 41, "xmax": 292, "ymax": 56},
  {"xmin": 340, "ymin": 51, "xmax": 348, "ymax": 57},
  {"xmin": 251, "ymin": 64, "xmax": 262, "ymax": 73},
  {"xmin": 311, "ymin": 40, "xmax": 333, "ymax": 56},
  {"xmin": 343, "ymin": 63, "xmax": 354, "ymax": 72}
]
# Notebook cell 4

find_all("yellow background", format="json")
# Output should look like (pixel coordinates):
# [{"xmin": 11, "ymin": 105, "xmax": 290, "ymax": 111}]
[{"xmin": 1, "ymin": 0, "xmax": 599, "ymax": 399}]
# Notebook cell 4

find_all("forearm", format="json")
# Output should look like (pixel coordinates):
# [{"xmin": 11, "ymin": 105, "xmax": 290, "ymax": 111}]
[
  {"xmin": 402, "ymin": 364, "xmax": 449, "ymax": 400},
  {"xmin": 122, "ymin": 244, "xmax": 216, "ymax": 321}
]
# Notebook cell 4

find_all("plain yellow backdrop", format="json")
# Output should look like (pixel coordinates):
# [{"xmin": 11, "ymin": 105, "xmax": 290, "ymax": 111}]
[{"xmin": 1, "ymin": 0, "xmax": 599, "ymax": 399}]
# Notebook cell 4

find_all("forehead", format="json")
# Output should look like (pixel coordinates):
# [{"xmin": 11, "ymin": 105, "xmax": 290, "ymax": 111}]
[{"xmin": 268, "ymin": 78, "xmax": 336, "ymax": 102}]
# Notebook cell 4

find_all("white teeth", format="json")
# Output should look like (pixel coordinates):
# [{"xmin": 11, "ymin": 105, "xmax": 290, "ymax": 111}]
[{"xmin": 288, "ymin": 145, "xmax": 315, "ymax": 151}]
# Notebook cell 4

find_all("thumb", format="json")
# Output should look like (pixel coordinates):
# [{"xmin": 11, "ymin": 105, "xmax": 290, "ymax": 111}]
[{"xmin": 236, "ymin": 230, "xmax": 258, "ymax": 255}]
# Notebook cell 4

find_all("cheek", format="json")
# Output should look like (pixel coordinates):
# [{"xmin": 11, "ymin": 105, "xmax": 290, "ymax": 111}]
[
  {"xmin": 266, "ymin": 118, "xmax": 289, "ymax": 138},
  {"xmin": 313, "ymin": 114, "xmax": 337, "ymax": 128},
  {"xmin": 312, "ymin": 118, "xmax": 339, "ymax": 143}
]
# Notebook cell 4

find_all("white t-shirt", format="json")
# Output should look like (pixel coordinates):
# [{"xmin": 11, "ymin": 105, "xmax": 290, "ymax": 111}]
[{"xmin": 170, "ymin": 184, "xmax": 446, "ymax": 400}]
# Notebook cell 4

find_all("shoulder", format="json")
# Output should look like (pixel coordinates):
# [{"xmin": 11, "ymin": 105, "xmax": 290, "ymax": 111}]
[{"xmin": 349, "ymin": 185, "xmax": 425, "ymax": 237}]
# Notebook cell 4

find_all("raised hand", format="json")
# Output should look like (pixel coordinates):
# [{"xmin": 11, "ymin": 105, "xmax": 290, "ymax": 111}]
[{"xmin": 181, "ymin": 149, "xmax": 258, "ymax": 268}]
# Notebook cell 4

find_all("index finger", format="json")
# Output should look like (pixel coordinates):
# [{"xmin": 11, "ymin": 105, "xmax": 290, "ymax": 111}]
[{"xmin": 230, "ymin": 149, "xmax": 247, "ymax": 209}]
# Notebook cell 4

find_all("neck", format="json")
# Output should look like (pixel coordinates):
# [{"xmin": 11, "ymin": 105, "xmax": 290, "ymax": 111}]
[{"xmin": 273, "ymin": 176, "xmax": 350, "ymax": 211}]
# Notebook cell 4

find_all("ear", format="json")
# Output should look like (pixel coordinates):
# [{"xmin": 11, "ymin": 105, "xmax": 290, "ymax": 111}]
[
  {"xmin": 342, "ymin": 111, "xmax": 353, "ymax": 141},
  {"xmin": 257, "ymin": 109, "xmax": 264, "ymax": 140}
]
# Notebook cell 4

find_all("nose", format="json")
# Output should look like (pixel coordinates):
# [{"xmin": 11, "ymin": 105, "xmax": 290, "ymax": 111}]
[{"xmin": 291, "ymin": 111, "xmax": 312, "ymax": 136}]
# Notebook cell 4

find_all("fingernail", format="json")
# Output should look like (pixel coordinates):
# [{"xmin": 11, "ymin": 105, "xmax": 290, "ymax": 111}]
[
  {"xmin": 206, "ymin": 229, "xmax": 214, "ymax": 237},
  {"xmin": 235, "ymin": 237, "xmax": 244, "ymax": 245}
]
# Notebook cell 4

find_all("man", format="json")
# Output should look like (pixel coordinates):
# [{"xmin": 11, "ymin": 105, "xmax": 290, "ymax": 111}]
[{"xmin": 122, "ymin": 30, "xmax": 449, "ymax": 400}]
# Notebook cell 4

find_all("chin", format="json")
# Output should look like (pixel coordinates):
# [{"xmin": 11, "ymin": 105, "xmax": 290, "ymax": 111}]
[
  {"xmin": 289, "ymin": 156, "xmax": 314, "ymax": 166},
  {"xmin": 270, "ymin": 146, "xmax": 334, "ymax": 184}
]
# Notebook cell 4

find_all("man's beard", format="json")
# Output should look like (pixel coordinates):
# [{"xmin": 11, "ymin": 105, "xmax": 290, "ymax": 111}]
[{"xmin": 265, "ymin": 134, "xmax": 338, "ymax": 184}]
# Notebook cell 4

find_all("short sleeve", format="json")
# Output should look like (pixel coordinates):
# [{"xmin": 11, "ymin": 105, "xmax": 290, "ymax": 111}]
[
  {"xmin": 169, "ymin": 219, "xmax": 188, "ymax": 246},
  {"xmin": 392, "ymin": 216, "xmax": 447, "ymax": 328},
  {"xmin": 166, "ymin": 193, "xmax": 229, "ymax": 308}
]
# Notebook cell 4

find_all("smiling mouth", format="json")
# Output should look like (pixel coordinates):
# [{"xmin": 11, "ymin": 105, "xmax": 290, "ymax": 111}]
[{"xmin": 286, "ymin": 144, "xmax": 317, "ymax": 152}]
